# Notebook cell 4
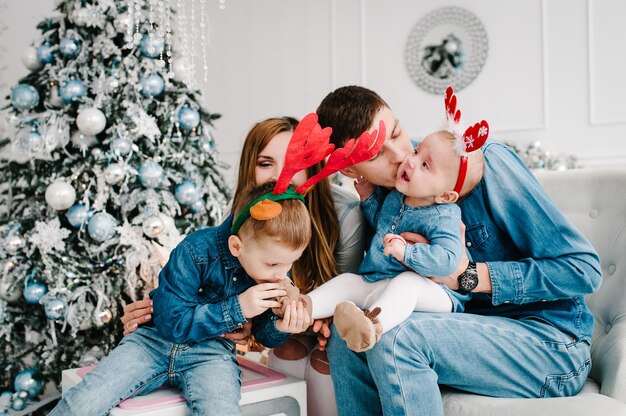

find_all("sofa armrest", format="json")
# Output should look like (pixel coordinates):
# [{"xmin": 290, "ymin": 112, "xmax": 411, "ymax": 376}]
[{"xmin": 534, "ymin": 168, "xmax": 626, "ymax": 404}]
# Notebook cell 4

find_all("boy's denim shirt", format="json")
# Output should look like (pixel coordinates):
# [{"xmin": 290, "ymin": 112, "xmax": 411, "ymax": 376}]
[
  {"xmin": 151, "ymin": 214, "xmax": 289, "ymax": 347},
  {"xmin": 459, "ymin": 142, "xmax": 602, "ymax": 342}
]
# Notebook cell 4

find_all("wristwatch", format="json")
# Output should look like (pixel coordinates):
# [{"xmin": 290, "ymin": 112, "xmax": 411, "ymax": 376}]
[{"xmin": 458, "ymin": 261, "xmax": 479, "ymax": 293}]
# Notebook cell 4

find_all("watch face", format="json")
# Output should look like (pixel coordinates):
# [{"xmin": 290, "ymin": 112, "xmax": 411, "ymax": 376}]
[{"xmin": 460, "ymin": 273, "xmax": 478, "ymax": 291}]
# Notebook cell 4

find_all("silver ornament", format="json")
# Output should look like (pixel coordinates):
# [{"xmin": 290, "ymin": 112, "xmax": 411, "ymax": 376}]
[
  {"xmin": 4, "ymin": 234, "xmax": 26, "ymax": 255},
  {"xmin": 0, "ymin": 277, "xmax": 22, "ymax": 303},
  {"xmin": 104, "ymin": 163, "xmax": 125, "ymax": 185},
  {"xmin": 21, "ymin": 47, "xmax": 43, "ymax": 71},
  {"xmin": 142, "ymin": 216, "xmax": 165, "ymax": 238},
  {"xmin": 97, "ymin": 309, "xmax": 113, "ymax": 324}
]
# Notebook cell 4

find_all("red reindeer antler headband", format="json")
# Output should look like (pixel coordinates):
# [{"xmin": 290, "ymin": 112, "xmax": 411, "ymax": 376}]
[
  {"xmin": 443, "ymin": 87, "xmax": 489, "ymax": 194},
  {"xmin": 231, "ymin": 113, "xmax": 385, "ymax": 234}
]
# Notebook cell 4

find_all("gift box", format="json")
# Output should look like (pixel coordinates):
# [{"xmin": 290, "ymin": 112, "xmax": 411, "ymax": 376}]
[{"xmin": 61, "ymin": 356, "xmax": 307, "ymax": 415}]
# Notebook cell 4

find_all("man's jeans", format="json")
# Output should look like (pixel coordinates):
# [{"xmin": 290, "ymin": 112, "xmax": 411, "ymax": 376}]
[
  {"xmin": 49, "ymin": 326, "xmax": 242, "ymax": 416},
  {"xmin": 327, "ymin": 312, "xmax": 591, "ymax": 416}
]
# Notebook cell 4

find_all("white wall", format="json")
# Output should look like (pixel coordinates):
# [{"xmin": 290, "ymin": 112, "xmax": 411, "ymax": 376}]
[{"xmin": 2, "ymin": 0, "xmax": 625, "ymax": 187}]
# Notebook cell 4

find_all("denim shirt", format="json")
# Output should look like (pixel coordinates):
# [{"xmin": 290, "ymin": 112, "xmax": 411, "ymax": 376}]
[
  {"xmin": 459, "ymin": 142, "xmax": 602, "ymax": 341},
  {"xmin": 359, "ymin": 189, "xmax": 469, "ymax": 311},
  {"xmin": 151, "ymin": 215, "xmax": 289, "ymax": 347}
]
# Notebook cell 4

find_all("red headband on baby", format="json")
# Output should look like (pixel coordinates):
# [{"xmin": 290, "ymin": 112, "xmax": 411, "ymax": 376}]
[{"xmin": 443, "ymin": 87, "xmax": 490, "ymax": 194}]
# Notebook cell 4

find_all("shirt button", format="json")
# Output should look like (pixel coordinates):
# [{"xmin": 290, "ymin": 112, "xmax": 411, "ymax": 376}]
[
  {"xmin": 233, "ymin": 277, "xmax": 237, "ymax": 281},
  {"xmin": 466, "ymin": 241, "xmax": 472, "ymax": 247},
  {"xmin": 391, "ymin": 225, "xmax": 396, "ymax": 231},
  {"xmin": 198, "ymin": 288, "xmax": 203, "ymax": 293}
]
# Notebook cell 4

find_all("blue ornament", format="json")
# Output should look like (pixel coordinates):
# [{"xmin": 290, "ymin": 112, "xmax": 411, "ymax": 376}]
[
  {"xmin": 140, "ymin": 73, "xmax": 165, "ymax": 97},
  {"xmin": 11, "ymin": 397, "xmax": 26, "ymax": 411},
  {"xmin": 140, "ymin": 34, "xmax": 164, "ymax": 58},
  {"xmin": 199, "ymin": 137, "xmax": 213, "ymax": 152},
  {"xmin": 23, "ymin": 282, "xmax": 47, "ymax": 304},
  {"xmin": 10, "ymin": 84, "xmax": 40, "ymax": 111},
  {"xmin": 14, "ymin": 369, "xmax": 44, "ymax": 399},
  {"xmin": 60, "ymin": 79, "xmax": 87, "ymax": 103},
  {"xmin": 109, "ymin": 137, "xmax": 132, "ymax": 157},
  {"xmin": 87, "ymin": 212, "xmax": 117, "ymax": 242},
  {"xmin": 175, "ymin": 180, "xmax": 201, "ymax": 206},
  {"xmin": 36, "ymin": 43, "xmax": 55, "ymax": 64},
  {"xmin": 59, "ymin": 38, "xmax": 81, "ymax": 59},
  {"xmin": 138, "ymin": 161, "xmax": 164, "ymax": 188},
  {"xmin": 177, "ymin": 107, "xmax": 200, "ymax": 131},
  {"xmin": 44, "ymin": 298, "xmax": 66, "ymax": 320},
  {"xmin": 66, "ymin": 204, "xmax": 91, "ymax": 228},
  {"xmin": 190, "ymin": 198, "xmax": 206, "ymax": 214}
]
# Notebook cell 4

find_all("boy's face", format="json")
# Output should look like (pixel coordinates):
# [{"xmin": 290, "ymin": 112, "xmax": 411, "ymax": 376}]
[
  {"xmin": 341, "ymin": 107, "xmax": 414, "ymax": 188},
  {"xmin": 228, "ymin": 235, "xmax": 305, "ymax": 284},
  {"xmin": 395, "ymin": 132, "xmax": 460, "ymax": 203}
]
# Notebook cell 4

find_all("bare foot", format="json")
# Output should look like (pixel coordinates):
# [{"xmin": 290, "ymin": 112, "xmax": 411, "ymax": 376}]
[{"xmin": 333, "ymin": 301, "xmax": 382, "ymax": 352}]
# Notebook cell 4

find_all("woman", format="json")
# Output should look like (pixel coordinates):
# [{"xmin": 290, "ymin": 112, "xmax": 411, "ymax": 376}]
[{"xmin": 121, "ymin": 116, "xmax": 366, "ymax": 416}]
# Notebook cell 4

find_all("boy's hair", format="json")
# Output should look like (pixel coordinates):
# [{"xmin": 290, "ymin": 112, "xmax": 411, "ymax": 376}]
[
  {"xmin": 232, "ymin": 181, "xmax": 311, "ymax": 250},
  {"xmin": 316, "ymin": 85, "xmax": 389, "ymax": 147}
]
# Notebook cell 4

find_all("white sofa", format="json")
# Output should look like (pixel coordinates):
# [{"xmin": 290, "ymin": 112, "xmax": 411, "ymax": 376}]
[{"xmin": 442, "ymin": 168, "xmax": 626, "ymax": 416}]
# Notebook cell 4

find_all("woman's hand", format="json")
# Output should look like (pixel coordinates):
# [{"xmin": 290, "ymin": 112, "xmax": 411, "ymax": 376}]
[
  {"xmin": 275, "ymin": 300, "xmax": 312, "ymax": 334},
  {"xmin": 121, "ymin": 299, "xmax": 152, "ymax": 336},
  {"xmin": 238, "ymin": 283, "xmax": 286, "ymax": 318},
  {"xmin": 354, "ymin": 177, "xmax": 376, "ymax": 201},
  {"xmin": 312, "ymin": 317, "xmax": 332, "ymax": 351},
  {"xmin": 221, "ymin": 322, "xmax": 252, "ymax": 345}
]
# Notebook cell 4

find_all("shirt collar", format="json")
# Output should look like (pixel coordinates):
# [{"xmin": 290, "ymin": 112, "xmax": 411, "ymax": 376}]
[{"xmin": 216, "ymin": 214, "xmax": 240, "ymax": 270}]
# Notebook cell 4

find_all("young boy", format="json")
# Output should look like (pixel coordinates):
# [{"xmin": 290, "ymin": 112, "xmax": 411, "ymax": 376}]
[
  {"xmin": 295, "ymin": 89, "xmax": 489, "ymax": 352},
  {"xmin": 50, "ymin": 181, "xmax": 313, "ymax": 416}
]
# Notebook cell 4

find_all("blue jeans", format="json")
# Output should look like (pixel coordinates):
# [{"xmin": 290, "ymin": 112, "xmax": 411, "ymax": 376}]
[
  {"xmin": 327, "ymin": 312, "xmax": 591, "ymax": 416},
  {"xmin": 49, "ymin": 326, "xmax": 242, "ymax": 416}
]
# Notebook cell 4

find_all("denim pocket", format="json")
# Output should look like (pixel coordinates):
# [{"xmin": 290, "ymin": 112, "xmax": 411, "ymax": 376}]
[
  {"xmin": 540, "ymin": 357, "xmax": 591, "ymax": 398},
  {"xmin": 465, "ymin": 223, "xmax": 489, "ymax": 249}
]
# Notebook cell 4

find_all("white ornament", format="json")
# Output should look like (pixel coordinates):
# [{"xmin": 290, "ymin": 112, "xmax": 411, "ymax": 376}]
[
  {"xmin": 142, "ymin": 216, "xmax": 165, "ymax": 238},
  {"xmin": 45, "ymin": 181, "xmax": 76, "ymax": 211},
  {"xmin": 76, "ymin": 108, "xmax": 107, "ymax": 136},
  {"xmin": 21, "ymin": 47, "xmax": 43, "ymax": 71},
  {"xmin": 172, "ymin": 58, "xmax": 191, "ymax": 82},
  {"xmin": 114, "ymin": 13, "xmax": 132, "ymax": 32}
]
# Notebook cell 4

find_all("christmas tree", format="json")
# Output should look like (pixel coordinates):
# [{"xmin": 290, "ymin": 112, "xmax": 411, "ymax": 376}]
[{"xmin": 0, "ymin": 0, "xmax": 230, "ymax": 412}]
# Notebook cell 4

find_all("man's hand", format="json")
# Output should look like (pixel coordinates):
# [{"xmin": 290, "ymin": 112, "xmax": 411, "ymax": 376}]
[
  {"xmin": 238, "ymin": 283, "xmax": 286, "ymax": 318},
  {"xmin": 121, "ymin": 299, "xmax": 152, "ymax": 336},
  {"xmin": 312, "ymin": 317, "xmax": 332, "ymax": 351},
  {"xmin": 275, "ymin": 300, "xmax": 312, "ymax": 334}
]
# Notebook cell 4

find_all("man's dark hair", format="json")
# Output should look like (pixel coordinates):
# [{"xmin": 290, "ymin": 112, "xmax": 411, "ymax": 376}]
[{"xmin": 316, "ymin": 85, "xmax": 389, "ymax": 147}]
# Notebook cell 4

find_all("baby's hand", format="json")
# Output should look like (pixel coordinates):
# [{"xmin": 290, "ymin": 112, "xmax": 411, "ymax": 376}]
[
  {"xmin": 383, "ymin": 233, "xmax": 407, "ymax": 262},
  {"xmin": 354, "ymin": 177, "xmax": 376, "ymax": 201},
  {"xmin": 275, "ymin": 300, "xmax": 312, "ymax": 334}
]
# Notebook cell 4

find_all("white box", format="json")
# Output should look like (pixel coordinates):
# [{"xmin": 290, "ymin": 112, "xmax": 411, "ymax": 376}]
[{"xmin": 61, "ymin": 356, "xmax": 306, "ymax": 416}]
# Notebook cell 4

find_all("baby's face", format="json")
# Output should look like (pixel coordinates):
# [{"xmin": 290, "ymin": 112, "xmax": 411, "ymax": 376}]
[
  {"xmin": 234, "ymin": 236, "xmax": 305, "ymax": 284},
  {"xmin": 395, "ymin": 131, "xmax": 460, "ymax": 202}
]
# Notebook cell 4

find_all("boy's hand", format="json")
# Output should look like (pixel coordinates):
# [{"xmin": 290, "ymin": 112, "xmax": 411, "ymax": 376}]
[
  {"xmin": 383, "ymin": 233, "xmax": 407, "ymax": 262},
  {"xmin": 238, "ymin": 283, "xmax": 286, "ymax": 318},
  {"xmin": 354, "ymin": 176, "xmax": 376, "ymax": 201},
  {"xmin": 275, "ymin": 300, "xmax": 312, "ymax": 334}
]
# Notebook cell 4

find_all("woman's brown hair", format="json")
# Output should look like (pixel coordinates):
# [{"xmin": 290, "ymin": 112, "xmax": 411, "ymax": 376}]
[{"xmin": 232, "ymin": 117, "xmax": 339, "ymax": 292}]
